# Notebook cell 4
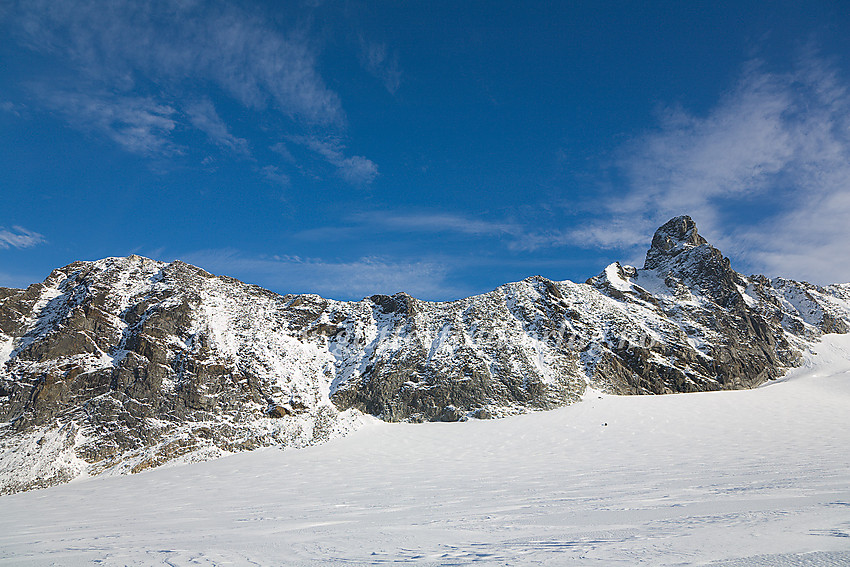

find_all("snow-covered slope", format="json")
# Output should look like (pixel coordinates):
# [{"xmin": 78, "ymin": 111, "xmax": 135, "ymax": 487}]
[
  {"xmin": 1, "ymin": 333, "xmax": 849, "ymax": 566},
  {"xmin": 1, "ymin": 216, "xmax": 849, "ymax": 493}
]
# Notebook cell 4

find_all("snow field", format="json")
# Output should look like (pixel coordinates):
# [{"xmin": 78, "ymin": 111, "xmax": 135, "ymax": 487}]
[{"xmin": 1, "ymin": 335, "xmax": 850, "ymax": 566}]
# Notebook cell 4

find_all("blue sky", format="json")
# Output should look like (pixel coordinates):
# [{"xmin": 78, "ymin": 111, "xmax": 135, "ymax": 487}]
[{"xmin": 2, "ymin": 1, "xmax": 850, "ymax": 300}]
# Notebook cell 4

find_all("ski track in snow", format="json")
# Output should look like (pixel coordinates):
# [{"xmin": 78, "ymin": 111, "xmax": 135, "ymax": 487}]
[{"xmin": 2, "ymin": 335, "xmax": 850, "ymax": 566}]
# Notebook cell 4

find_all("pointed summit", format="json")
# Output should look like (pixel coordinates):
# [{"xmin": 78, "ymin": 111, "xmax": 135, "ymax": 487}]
[
  {"xmin": 641, "ymin": 215, "xmax": 744, "ymax": 308},
  {"xmin": 644, "ymin": 215, "xmax": 708, "ymax": 270}
]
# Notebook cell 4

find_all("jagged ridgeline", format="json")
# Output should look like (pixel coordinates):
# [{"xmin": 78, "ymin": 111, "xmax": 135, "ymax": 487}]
[{"xmin": 2, "ymin": 216, "xmax": 849, "ymax": 493}]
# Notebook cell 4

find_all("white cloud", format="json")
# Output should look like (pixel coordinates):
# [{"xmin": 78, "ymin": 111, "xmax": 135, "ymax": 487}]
[
  {"xmin": 11, "ymin": 0, "xmax": 343, "ymax": 125},
  {"xmin": 732, "ymin": 177, "xmax": 850, "ymax": 283},
  {"xmin": 336, "ymin": 155, "xmax": 379, "ymax": 186},
  {"xmin": 7, "ymin": 0, "xmax": 372, "ymax": 174},
  {"xmin": 270, "ymin": 142, "xmax": 296, "ymax": 163},
  {"xmin": 509, "ymin": 220, "xmax": 647, "ymax": 252},
  {"xmin": 359, "ymin": 38, "xmax": 401, "ymax": 95},
  {"xmin": 36, "ymin": 89, "xmax": 179, "ymax": 156},
  {"xmin": 260, "ymin": 165, "xmax": 290, "ymax": 188},
  {"xmin": 356, "ymin": 212, "xmax": 521, "ymax": 236},
  {"xmin": 178, "ymin": 249, "xmax": 464, "ymax": 300},
  {"xmin": 295, "ymin": 211, "xmax": 523, "ymax": 242},
  {"xmin": 184, "ymin": 99, "xmax": 249, "ymax": 155},
  {"xmin": 289, "ymin": 136, "xmax": 379, "ymax": 185},
  {"xmin": 0, "ymin": 226, "xmax": 46, "ymax": 249},
  {"xmin": 0, "ymin": 101, "xmax": 22, "ymax": 116},
  {"xmin": 563, "ymin": 54, "xmax": 850, "ymax": 283}
]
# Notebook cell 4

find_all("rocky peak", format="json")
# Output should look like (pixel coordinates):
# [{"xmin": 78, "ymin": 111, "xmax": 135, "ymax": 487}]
[
  {"xmin": 641, "ymin": 216, "xmax": 743, "ymax": 307},
  {"xmin": 644, "ymin": 215, "xmax": 708, "ymax": 270},
  {"xmin": 369, "ymin": 292, "xmax": 419, "ymax": 317}
]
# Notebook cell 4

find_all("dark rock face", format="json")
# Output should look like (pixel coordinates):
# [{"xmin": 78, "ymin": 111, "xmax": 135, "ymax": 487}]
[
  {"xmin": 0, "ymin": 257, "xmax": 360, "ymax": 493},
  {"xmin": 1, "ymin": 219, "xmax": 849, "ymax": 493},
  {"xmin": 588, "ymin": 216, "xmax": 797, "ymax": 393},
  {"xmin": 644, "ymin": 215, "xmax": 708, "ymax": 270},
  {"xmin": 583, "ymin": 217, "xmax": 848, "ymax": 397},
  {"xmin": 326, "ymin": 283, "xmax": 584, "ymax": 423}
]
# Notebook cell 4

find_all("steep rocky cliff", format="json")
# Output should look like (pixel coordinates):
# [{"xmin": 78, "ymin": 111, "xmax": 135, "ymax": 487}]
[{"xmin": 1, "ymin": 216, "xmax": 848, "ymax": 493}]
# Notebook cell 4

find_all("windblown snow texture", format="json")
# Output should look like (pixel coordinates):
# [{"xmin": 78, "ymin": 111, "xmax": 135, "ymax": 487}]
[{"xmin": 1, "ymin": 216, "xmax": 849, "ymax": 493}]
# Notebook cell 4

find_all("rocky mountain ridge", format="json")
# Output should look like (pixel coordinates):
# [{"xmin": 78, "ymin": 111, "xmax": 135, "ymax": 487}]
[{"xmin": 2, "ymin": 216, "xmax": 849, "ymax": 494}]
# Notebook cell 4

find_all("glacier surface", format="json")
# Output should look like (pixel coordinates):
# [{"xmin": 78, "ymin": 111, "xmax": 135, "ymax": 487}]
[{"xmin": 1, "ymin": 334, "xmax": 849, "ymax": 565}]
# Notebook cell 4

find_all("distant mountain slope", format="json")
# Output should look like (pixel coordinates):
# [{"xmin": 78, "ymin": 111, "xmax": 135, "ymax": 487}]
[{"xmin": 1, "ymin": 216, "xmax": 849, "ymax": 493}]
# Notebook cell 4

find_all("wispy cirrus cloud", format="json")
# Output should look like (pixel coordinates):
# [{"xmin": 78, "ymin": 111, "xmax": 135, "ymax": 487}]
[
  {"xmin": 543, "ymin": 53, "xmax": 850, "ymax": 283},
  {"xmin": 0, "ymin": 101, "xmax": 22, "ymax": 116},
  {"xmin": 289, "ymin": 136, "xmax": 379, "ymax": 185},
  {"xmin": 270, "ymin": 142, "xmax": 296, "ymax": 163},
  {"xmin": 295, "ymin": 211, "xmax": 523, "ymax": 241},
  {"xmin": 10, "ymin": 0, "xmax": 342, "ymax": 124},
  {"xmin": 259, "ymin": 165, "xmax": 290, "ymax": 188},
  {"xmin": 185, "ymin": 99, "xmax": 249, "ymax": 156},
  {"xmin": 179, "ymin": 248, "xmax": 464, "ymax": 300},
  {"xmin": 731, "ymin": 172, "xmax": 850, "ymax": 283},
  {"xmin": 364, "ymin": 212, "xmax": 521, "ymax": 236},
  {"xmin": 507, "ymin": 220, "xmax": 648, "ymax": 253},
  {"xmin": 0, "ymin": 226, "xmax": 45, "ymax": 249},
  {"xmin": 6, "ymin": 0, "xmax": 378, "ymax": 184},
  {"xmin": 35, "ymin": 88, "xmax": 179, "ymax": 156},
  {"xmin": 359, "ymin": 38, "xmax": 402, "ymax": 95}
]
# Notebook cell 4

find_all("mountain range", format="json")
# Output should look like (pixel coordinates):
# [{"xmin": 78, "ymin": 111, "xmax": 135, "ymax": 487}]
[{"xmin": 2, "ymin": 215, "xmax": 849, "ymax": 494}]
